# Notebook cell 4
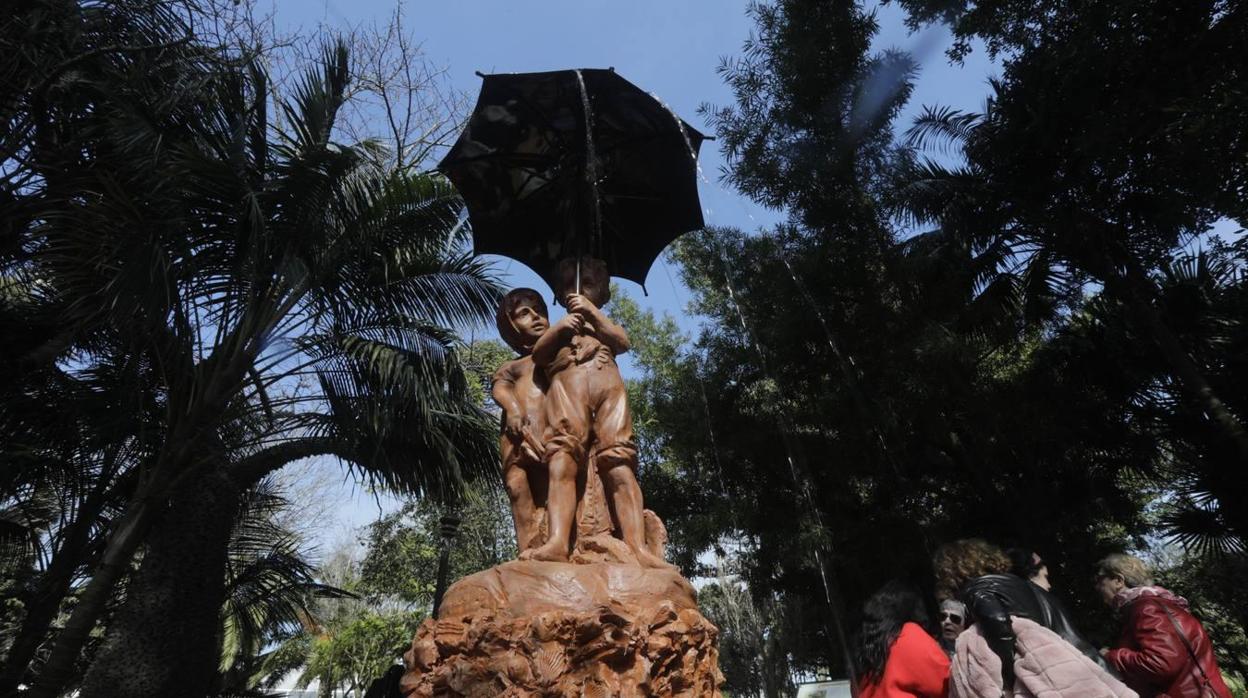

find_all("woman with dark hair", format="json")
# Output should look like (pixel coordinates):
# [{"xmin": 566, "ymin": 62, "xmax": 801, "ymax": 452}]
[
  {"xmin": 853, "ymin": 580, "xmax": 949, "ymax": 698},
  {"xmin": 1007, "ymin": 547, "xmax": 1051, "ymax": 591}
]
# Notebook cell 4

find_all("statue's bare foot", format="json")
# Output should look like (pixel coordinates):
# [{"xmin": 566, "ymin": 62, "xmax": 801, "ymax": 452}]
[{"xmin": 521, "ymin": 541, "xmax": 569, "ymax": 563}]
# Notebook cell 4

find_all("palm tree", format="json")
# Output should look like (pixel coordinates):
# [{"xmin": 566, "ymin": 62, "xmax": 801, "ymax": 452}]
[
  {"xmin": 1149, "ymin": 248, "xmax": 1248, "ymax": 554},
  {"xmin": 3, "ymin": 4, "xmax": 502, "ymax": 694}
]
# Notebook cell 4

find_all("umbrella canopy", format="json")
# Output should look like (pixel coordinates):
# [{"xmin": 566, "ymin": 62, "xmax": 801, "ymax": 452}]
[{"xmin": 437, "ymin": 68, "xmax": 706, "ymax": 290}]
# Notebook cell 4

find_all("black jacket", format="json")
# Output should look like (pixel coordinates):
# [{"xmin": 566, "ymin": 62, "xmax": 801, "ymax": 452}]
[{"xmin": 960, "ymin": 573, "xmax": 1106, "ymax": 686}]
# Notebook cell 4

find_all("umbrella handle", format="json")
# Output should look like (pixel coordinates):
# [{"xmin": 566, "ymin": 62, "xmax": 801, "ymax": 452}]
[{"xmin": 576, "ymin": 257, "xmax": 581, "ymax": 295}]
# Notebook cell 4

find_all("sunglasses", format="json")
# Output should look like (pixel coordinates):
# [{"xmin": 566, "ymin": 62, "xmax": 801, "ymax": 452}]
[{"xmin": 940, "ymin": 612, "xmax": 964, "ymax": 625}]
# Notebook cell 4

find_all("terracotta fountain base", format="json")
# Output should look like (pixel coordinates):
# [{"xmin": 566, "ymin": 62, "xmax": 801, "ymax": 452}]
[{"xmin": 398, "ymin": 560, "xmax": 723, "ymax": 697}]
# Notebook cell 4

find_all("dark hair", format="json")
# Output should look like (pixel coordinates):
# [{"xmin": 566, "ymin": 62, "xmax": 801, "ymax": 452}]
[
  {"xmin": 1007, "ymin": 547, "xmax": 1043, "ymax": 580},
  {"xmin": 851, "ymin": 580, "xmax": 930, "ymax": 686}
]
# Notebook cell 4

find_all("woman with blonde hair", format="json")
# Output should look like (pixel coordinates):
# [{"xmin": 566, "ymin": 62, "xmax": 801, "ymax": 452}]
[
  {"xmin": 1095, "ymin": 553, "xmax": 1231, "ymax": 698},
  {"xmin": 934, "ymin": 539, "xmax": 1117, "ymax": 696}
]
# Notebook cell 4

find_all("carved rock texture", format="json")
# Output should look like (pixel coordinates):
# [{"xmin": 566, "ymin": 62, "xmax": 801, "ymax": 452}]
[{"xmin": 400, "ymin": 561, "xmax": 722, "ymax": 697}]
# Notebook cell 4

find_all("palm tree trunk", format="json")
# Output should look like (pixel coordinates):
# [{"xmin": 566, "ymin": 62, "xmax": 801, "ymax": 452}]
[
  {"xmin": 25, "ymin": 495, "xmax": 155, "ymax": 698},
  {"xmin": 77, "ymin": 469, "xmax": 241, "ymax": 698},
  {"xmin": 1119, "ymin": 260, "xmax": 1248, "ymax": 461},
  {"xmin": 0, "ymin": 476, "xmax": 114, "ymax": 694}
]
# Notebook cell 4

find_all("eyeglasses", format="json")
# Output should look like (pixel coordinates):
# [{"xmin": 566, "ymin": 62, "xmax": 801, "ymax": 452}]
[{"xmin": 940, "ymin": 612, "xmax": 964, "ymax": 625}]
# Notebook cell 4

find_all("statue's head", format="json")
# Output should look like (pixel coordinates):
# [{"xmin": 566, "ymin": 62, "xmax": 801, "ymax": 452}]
[
  {"xmin": 496, "ymin": 288, "xmax": 549, "ymax": 355},
  {"xmin": 554, "ymin": 256, "xmax": 610, "ymax": 308}
]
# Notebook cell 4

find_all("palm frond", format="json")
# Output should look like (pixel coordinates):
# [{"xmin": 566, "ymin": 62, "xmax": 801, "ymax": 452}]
[
  {"xmin": 904, "ymin": 105, "xmax": 983, "ymax": 153},
  {"xmin": 893, "ymin": 157, "xmax": 986, "ymax": 227},
  {"xmin": 1160, "ymin": 499, "xmax": 1246, "ymax": 557},
  {"xmin": 219, "ymin": 480, "xmax": 353, "ymax": 678},
  {"xmin": 278, "ymin": 40, "xmax": 350, "ymax": 153}
]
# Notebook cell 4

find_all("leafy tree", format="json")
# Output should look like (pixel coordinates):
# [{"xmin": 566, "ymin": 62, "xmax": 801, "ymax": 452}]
[
  {"xmin": 356, "ymin": 488, "xmax": 516, "ymax": 610},
  {"xmin": 697, "ymin": 559, "xmax": 808, "ymax": 698},
  {"xmin": 299, "ymin": 609, "xmax": 422, "ymax": 698},
  {"xmin": 249, "ymin": 485, "xmax": 514, "ymax": 697},
  {"xmin": 247, "ymin": 543, "xmax": 419, "ymax": 698},
  {"xmin": 1154, "ymin": 550, "xmax": 1248, "ymax": 682},
  {"xmin": 890, "ymin": 1, "xmax": 1248, "ymax": 642},
  {"xmin": 459, "ymin": 339, "xmax": 517, "ymax": 409},
  {"xmin": 643, "ymin": 0, "xmax": 1248, "ymax": 681}
]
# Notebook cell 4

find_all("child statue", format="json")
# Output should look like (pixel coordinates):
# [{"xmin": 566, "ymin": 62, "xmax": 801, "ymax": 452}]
[
  {"xmin": 491, "ymin": 288, "xmax": 550, "ymax": 552},
  {"xmin": 523, "ymin": 256, "xmax": 671, "ymax": 569}
]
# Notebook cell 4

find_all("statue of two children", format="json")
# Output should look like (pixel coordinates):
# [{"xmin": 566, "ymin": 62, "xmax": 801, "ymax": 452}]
[{"xmin": 492, "ymin": 257, "xmax": 670, "ymax": 569}]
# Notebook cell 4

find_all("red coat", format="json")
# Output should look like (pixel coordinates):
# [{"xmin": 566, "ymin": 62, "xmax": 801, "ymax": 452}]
[
  {"xmin": 859, "ymin": 622, "xmax": 950, "ymax": 698},
  {"xmin": 1106, "ymin": 594, "xmax": 1231, "ymax": 698}
]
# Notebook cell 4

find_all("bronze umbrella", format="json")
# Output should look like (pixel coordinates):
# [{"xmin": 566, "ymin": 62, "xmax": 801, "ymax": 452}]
[{"xmin": 437, "ymin": 68, "xmax": 707, "ymax": 291}]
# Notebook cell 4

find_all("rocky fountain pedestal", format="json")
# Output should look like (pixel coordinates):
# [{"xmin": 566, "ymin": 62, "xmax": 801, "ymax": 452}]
[
  {"xmin": 398, "ymin": 471, "xmax": 721, "ymax": 696},
  {"xmin": 399, "ymin": 561, "xmax": 720, "ymax": 697}
]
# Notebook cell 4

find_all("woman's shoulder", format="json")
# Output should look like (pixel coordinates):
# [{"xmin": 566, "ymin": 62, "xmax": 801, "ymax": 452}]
[
  {"xmin": 899, "ymin": 621, "xmax": 929, "ymax": 636},
  {"xmin": 896, "ymin": 622, "xmax": 941, "ymax": 649},
  {"xmin": 893, "ymin": 623, "xmax": 951, "ymax": 670}
]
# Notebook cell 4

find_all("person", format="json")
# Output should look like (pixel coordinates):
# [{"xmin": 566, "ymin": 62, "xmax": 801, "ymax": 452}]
[
  {"xmin": 951, "ymin": 616, "xmax": 1136, "ymax": 698},
  {"xmin": 934, "ymin": 539, "xmax": 1106, "ymax": 688},
  {"xmin": 492, "ymin": 288, "xmax": 551, "ymax": 552},
  {"xmin": 937, "ymin": 599, "xmax": 969, "ymax": 658},
  {"xmin": 853, "ymin": 580, "xmax": 949, "ymax": 698},
  {"xmin": 1007, "ymin": 547, "xmax": 1052, "ymax": 591},
  {"xmin": 526, "ymin": 256, "xmax": 669, "ymax": 568},
  {"xmin": 1095, "ymin": 553, "xmax": 1231, "ymax": 698}
]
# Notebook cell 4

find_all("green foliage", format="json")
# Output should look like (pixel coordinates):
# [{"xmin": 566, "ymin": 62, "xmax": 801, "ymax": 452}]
[
  {"xmin": 892, "ymin": 0, "xmax": 1248, "ymax": 457},
  {"xmin": 459, "ymin": 339, "xmax": 516, "ymax": 408},
  {"xmin": 891, "ymin": 0, "xmax": 1248, "ymax": 550},
  {"xmin": 608, "ymin": 286, "xmax": 691, "ymax": 470},
  {"xmin": 299, "ymin": 609, "xmax": 423, "ymax": 698},
  {"xmin": 357, "ymin": 487, "xmax": 516, "ymax": 609},
  {"xmin": 697, "ymin": 561, "xmax": 811, "ymax": 698},
  {"xmin": 248, "ymin": 484, "xmax": 516, "ymax": 696},
  {"xmin": 216, "ymin": 480, "xmax": 353, "ymax": 691},
  {"xmin": 1155, "ymin": 551, "xmax": 1248, "ymax": 681}
]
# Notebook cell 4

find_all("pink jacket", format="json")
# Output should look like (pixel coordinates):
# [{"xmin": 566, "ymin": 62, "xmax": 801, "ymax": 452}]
[{"xmin": 951, "ymin": 616, "xmax": 1138, "ymax": 698}]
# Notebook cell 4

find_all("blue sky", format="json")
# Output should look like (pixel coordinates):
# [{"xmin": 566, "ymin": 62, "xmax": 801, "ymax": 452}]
[{"xmin": 270, "ymin": 0, "xmax": 1002, "ymax": 551}]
